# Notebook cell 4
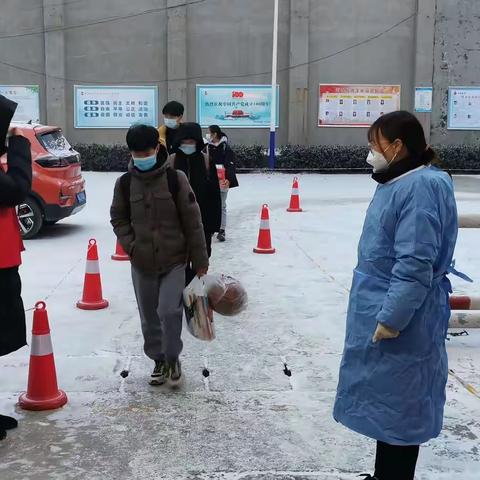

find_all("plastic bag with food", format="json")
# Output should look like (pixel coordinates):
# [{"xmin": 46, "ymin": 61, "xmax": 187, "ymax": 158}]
[
  {"xmin": 203, "ymin": 274, "xmax": 248, "ymax": 316},
  {"xmin": 183, "ymin": 277, "xmax": 215, "ymax": 341}
]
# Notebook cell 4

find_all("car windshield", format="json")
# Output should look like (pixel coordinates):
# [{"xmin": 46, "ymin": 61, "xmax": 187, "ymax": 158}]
[{"xmin": 39, "ymin": 130, "xmax": 73, "ymax": 156}]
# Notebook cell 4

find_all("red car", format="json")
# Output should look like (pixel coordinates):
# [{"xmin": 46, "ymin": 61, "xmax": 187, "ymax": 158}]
[{"xmin": 0, "ymin": 123, "xmax": 86, "ymax": 239}]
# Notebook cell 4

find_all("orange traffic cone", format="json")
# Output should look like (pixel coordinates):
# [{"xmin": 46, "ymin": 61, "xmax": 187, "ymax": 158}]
[
  {"xmin": 111, "ymin": 239, "xmax": 129, "ymax": 261},
  {"xmin": 253, "ymin": 204, "xmax": 276, "ymax": 254},
  {"xmin": 18, "ymin": 302, "xmax": 68, "ymax": 411},
  {"xmin": 287, "ymin": 177, "xmax": 303, "ymax": 212},
  {"xmin": 77, "ymin": 238, "xmax": 109, "ymax": 310}
]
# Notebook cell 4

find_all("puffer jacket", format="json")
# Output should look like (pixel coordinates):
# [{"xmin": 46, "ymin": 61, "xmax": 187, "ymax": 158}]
[{"xmin": 110, "ymin": 162, "xmax": 208, "ymax": 274}]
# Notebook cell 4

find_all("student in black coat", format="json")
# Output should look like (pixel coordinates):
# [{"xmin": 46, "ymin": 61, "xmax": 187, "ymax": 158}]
[
  {"xmin": 170, "ymin": 122, "xmax": 221, "ymax": 284},
  {"xmin": 206, "ymin": 125, "xmax": 238, "ymax": 242}
]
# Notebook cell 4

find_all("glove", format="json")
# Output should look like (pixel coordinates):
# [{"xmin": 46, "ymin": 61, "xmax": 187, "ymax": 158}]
[{"xmin": 372, "ymin": 323, "xmax": 400, "ymax": 343}]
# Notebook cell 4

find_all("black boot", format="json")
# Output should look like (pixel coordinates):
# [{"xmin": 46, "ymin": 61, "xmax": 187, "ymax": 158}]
[
  {"xmin": 0, "ymin": 414, "xmax": 18, "ymax": 430},
  {"xmin": 0, "ymin": 429, "xmax": 6, "ymax": 440},
  {"xmin": 217, "ymin": 229, "xmax": 226, "ymax": 242}
]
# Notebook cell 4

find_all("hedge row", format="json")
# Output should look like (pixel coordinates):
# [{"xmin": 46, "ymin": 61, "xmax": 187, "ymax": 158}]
[{"xmin": 75, "ymin": 143, "xmax": 480, "ymax": 172}]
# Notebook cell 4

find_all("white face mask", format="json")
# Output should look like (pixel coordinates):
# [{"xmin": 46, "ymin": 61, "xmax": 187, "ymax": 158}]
[
  {"xmin": 164, "ymin": 117, "xmax": 179, "ymax": 129},
  {"xmin": 366, "ymin": 150, "xmax": 390, "ymax": 173},
  {"xmin": 366, "ymin": 143, "xmax": 398, "ymax": 173}
]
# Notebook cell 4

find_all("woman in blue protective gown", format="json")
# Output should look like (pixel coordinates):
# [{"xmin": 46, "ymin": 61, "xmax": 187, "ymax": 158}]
[{"xmin": 333, "ymin": 111, "xmax": 458, "ymax": 480}]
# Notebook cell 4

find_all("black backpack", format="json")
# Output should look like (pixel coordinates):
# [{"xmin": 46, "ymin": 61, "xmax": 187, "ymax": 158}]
[{"xmin": 120, "ymin": 168, "xmax": 179, "ymax": 217}]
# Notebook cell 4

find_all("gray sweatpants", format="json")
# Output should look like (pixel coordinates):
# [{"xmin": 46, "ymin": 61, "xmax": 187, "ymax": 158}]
[
  {"xmin": 220, "ymin": 190, "xmax": 228, "ymax": 230},
  {"xmin": 131, "ymin": 264, "xmax": 185, "ymax": 362}
]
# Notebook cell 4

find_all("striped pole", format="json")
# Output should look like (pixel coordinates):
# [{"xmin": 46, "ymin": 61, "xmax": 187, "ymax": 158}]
[
  {"xmin": 268, "ymin": 0, "xmax": 279, "ymax": 170},
  {"xmin": 19, "ymin": 302, "xmax": 68, "ymax": 411}
]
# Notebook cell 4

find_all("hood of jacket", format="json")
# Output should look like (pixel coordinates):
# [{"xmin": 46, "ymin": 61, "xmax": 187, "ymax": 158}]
[{"xmin": 173, "ymin": 122, "xmax": 205, "ymax": 153}]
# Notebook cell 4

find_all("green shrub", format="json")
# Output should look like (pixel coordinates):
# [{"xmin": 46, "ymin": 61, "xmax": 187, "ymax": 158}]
[{"xmin": 74, "ymin": 143, "xmax": 480, "ymax": 172}]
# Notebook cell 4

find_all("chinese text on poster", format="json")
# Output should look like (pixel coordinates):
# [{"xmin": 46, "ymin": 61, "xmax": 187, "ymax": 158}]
[
  {"xmin": 318, "ymin": 84, "xmax": 401, "ymax": 127},
  {"xmin": 74, "ymin": 86, "xmax": 158, "ymax": 129},
  {"xmin": 196, "ymin": 85, "xmax": 279, "ymax": 128}
]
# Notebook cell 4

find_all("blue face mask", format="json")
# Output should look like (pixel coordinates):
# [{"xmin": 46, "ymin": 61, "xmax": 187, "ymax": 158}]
[
  {"xmin": 179, "ymin": 144, "xmax": 196, "ymax": 156},
  {"xmin": 164, "ymin": 118, "xmax": 178, "ymax": 129},
  {"xmin": 133, "ymin": 154, "xmax": 157, "ymax": 171}
]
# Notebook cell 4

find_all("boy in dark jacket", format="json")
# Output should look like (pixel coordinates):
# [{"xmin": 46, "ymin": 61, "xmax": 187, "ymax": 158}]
[
  {"xmin": 158, "ymin": 101, "xmax": 184, "ymax": 155},
  {"xmin": 0, "ymin": 95, "xmax": 32, "ymax": 440},
  {"xmin": 110, "ymin": 125, "xmax": 208, "ymax": 386},
  {"xmin": 169, "ymin": 122, "xmax": 221, "ymax": 284}
]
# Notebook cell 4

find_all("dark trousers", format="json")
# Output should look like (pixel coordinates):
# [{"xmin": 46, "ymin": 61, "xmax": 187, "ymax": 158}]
[
  {"xmin": 0, "ymin": 266, "xmax": 27, "ymax": 357},
  {"xmin": 374, "ymin": 441, "xmax": 420, "ymax": 480},
  {"xmin": 185, "ymin": 230, "xmax": 212, "ymax": 286}
]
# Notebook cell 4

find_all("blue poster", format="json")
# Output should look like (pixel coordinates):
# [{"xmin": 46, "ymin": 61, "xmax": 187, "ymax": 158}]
[
  {"xmin": 196, "ymin": 85, "xmax": 279, "ymax": 128},
  {"xmin": 74, "ymin": 86, "xmax": 158, "ymax": 129}
]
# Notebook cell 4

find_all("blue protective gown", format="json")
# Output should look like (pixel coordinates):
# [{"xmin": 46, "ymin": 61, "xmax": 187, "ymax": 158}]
[{"xmin": 333, "ymin": 166, "xmax": 458, "ymax": 446}]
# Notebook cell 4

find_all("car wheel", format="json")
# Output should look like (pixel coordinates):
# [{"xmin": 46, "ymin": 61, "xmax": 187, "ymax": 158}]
[{"xmin": 18, "ymin": 198, "xmax": 44, "ymax": 239}]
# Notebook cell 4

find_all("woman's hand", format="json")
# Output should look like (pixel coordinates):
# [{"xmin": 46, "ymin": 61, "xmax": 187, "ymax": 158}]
[
  {"xmin": 372, "ymin": 323, "xmax": 400, "ymax": 343},
  {"xmin": 221, "ymin": 179, "xmax": 230, "ymax": 189}
]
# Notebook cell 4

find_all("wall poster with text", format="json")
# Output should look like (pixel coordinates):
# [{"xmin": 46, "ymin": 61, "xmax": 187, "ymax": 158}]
[
  {"xmin": 196, "ymin": 85, "xmax": 279, "ymax": 128},
  {"xmin": 318, "ymin": 84, "xmax": 401, "ymax": 127},
  {"xmin": 74, "ymin": 86, "xmax": 158, "ymax": 129}
]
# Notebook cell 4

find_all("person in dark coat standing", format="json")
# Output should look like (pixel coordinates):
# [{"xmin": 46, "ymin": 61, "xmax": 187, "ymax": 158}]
[
  {"xmin": 0, "ymin": 95, "xmax": 32, "ymax": 441},
  {"xmin": 170, "ymin": 122, "xmax": 221, "ymax": 284},
  {"xmin": 206, "ymin": 125, "xmax": 239, "ymax": 242}
]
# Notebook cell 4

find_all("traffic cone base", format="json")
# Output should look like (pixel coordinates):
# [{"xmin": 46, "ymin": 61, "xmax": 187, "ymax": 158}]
[
  {"xmin": 112, "ymin": 240, "xmax": 129, "ymax": 261},
  {"xmin": 287, "ymin": 207, "xmax": 303, "ymax": 213},
  {"xmin": 253, "ymin": 246, "xmax": 276, "ymax": 254},
  {"xmin": 111, "ymin": 253, "xmax": 129, "ymax": 261},
  {"xmin": 19, "ymin": 388, "xmax": 67, "ymax": 411},
  {"xmin": 76, "ymin": 298, "xmax": 109, "ymax": 310},
  {"xmin": 18, "ymin": 302, "xmax": 68, "ymax": 411}
]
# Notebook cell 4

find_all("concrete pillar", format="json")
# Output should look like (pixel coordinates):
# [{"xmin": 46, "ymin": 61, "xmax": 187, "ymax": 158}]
[
  {"xmin": 43, "ymin": 0, "xmax": 67, "ymax": 129},
  {"xmin": 167, "ymin": 0, "xmax": 188, "ymax": 117},
  {"xmin": 413, "ymin": 0, "xmax": 436, "ymax": 142},
  {"xmin": 288, "ymin": 0, "xmax": 309, "ymax": 145}
]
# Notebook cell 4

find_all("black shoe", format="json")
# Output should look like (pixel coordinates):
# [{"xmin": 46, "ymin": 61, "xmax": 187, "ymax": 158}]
[
  {"xmin": 149, "ymin": 360, "xmax": 166, "ymax": 386},
  {"xmin": 164, "ymin": 359, "xmax": 182, "ymax": 386},
  {"xmin": 0, "ymin": 415, "xmax": 18, "ymax": 430},
  {"xmin": 0, "ymin": 429, "xmax": 6, "ymax": 441},
  {"xmin": 217, "ymin": 230, "xmax": 226, "ymax": 242}
]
